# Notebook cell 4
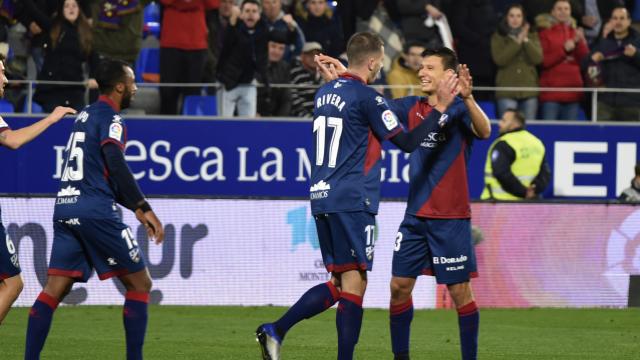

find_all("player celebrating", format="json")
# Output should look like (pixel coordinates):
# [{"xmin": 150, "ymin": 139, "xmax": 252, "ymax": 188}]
[
  {"xmin": 256, "ymin": 32, "xmax": 460, "ymax": 360},
  {"xmin": 24, "ymin": 59, "xmax": 164, "ymax": 360},
  {"xmin": 0, "ymin": 56, "xmax": 75, "ymax": 325},
  {"xmin": 388, "ymin": 48, "xmax": 490, "ymax": 360}
]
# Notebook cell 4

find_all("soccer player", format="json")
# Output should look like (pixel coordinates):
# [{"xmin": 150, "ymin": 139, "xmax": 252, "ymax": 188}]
[
  {"xmin": 0, "ymin": 55, "xmax": 76, "ymax": 324},
  {"xmin": 24, "ymin": 59, "xmax": 164, "ymax": 360},
  {"xmin": 387, "ymin": 48, "xmax": 491, "ymax": 360},
  {"xmin": 256, "ymin": 32, "xmax": 460, "ymax": 360}
]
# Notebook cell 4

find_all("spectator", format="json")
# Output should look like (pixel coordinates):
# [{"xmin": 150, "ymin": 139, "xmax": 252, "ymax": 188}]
[
  {"xmin": 450, "ymin": 0, "xmax": 497, "ymax": 100},
  {"xmin": 204, "ymin": 0, "xmax": 235, "ymax": 84},
  {"xmin": 217, "ymin": 0, "xmax": 269, "ymax": 117},
  {"xmin": 159, "ymin": 0, "xmax": 218, "ymax": 115},
  {"xmin": 589, "ymin": 6, "xmax": 640, "ymax": 121},
  {"xmin": 523, "ymin": 0, "xmax": 583, "ymax": 29},
  {"xmin": 34, "ymin": 0, "xmax": 98, "ymax": 112},
  {"xmin": 257, "ymin": 29, "xmax": 292, "ymax": 116},
  {"xmin": 538, "ymin": 0, "xmax": 589, "ymax": 120},
  {"xmin": 396, "ymin": 0, "xmax": 446, "ymax": 48},
  {"xmin": 491, "ymin": 4, "xmax": 543, "ymax": 120},
  {"xmin": 481, "ymin": 109, "xmax": 551, "ymax": 200},
  {"xmin": 295, "ymin": 0, "xmax": 344, "ymax": 58},
  {"xmin": 386, "ymin": 41, "xmax": 426, "ymax": 99},
  {"xmin": 15, "ymin": 0, "xmax": 58, "ymax": 74},
  {"xmin": 263, "ymin": 0, "xmax": 305, "ymax": 62},
  {"xmin": 618, "ymin": 163, "xmax": 640, "ymax": 202},
  {"xmin": 289, "ymin": 41, "xmax": 323, "ymax": 117},
  {"xmin": 90, "ymin": 0, "xmax": 152, "ymax": 67},
  {"xmin": 579, "ymin": 0, "xmax": 625, "ymax": 45}
]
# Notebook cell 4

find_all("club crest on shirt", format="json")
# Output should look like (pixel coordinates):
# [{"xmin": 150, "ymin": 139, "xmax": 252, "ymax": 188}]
[
  {"xmin": 109, "ymin": 123, "xmax": 123, "ymax": 141},
  {"xmin": 381, "ymin": 110, "xmax": 398, "ymax": 130}
]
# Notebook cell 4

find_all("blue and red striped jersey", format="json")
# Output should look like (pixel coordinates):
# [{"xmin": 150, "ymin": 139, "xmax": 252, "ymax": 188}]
[
  {"xmin": 390, "ymin": 96, "xmax": 475, "ymax": 219},
  {"xmin": 54, "ymin": 97, "xmax": 127, "ymax": 220},
  {"xmin": 310, "ymin": 73, "xmax": 403, "ymax": 215}
]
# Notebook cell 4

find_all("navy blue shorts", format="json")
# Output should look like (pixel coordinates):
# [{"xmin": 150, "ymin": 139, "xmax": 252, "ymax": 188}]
[
  {"xmin": 392, "ymin": 214, "xmax": 477, "ymax": 284},
  {"xmin": 48, "ymin": 218, "xmax": 146, "ymax": 282},
  {"xmin": 0, "ymin": 222, "xmax": 21, "ymax": 280},
  {"xmin": 314, "ymin": 211, "xmax": 376, "ymax": 273}
]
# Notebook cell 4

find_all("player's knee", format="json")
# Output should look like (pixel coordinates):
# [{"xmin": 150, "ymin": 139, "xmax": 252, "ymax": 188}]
[
  {"xmin": 447, "ymin": 282, "xmax": 472, "ymax": 306},
  {"xmin": 390, "ymin": 279, "xmax": 412, "ymax": 300},
  {"xmin": 4, "ymin": 276, "xmax": 24, "ymax": 299}
]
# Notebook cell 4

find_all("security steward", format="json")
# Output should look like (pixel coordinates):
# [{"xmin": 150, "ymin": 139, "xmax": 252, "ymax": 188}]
[{"xmin": 481, "ymin": 109, "xmax": 550, "ymax": 200}]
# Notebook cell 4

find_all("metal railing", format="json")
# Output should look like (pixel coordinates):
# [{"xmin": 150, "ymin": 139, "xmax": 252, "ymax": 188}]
[{"xmin": 8, "ymin": 79, "xmax": 640, "ymax": 122}]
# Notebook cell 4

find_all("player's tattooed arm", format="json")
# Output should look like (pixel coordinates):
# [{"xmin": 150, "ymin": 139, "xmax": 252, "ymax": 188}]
[{"xmin": 458, "ymin": 64, "xmax": 491, "ymax": 139}]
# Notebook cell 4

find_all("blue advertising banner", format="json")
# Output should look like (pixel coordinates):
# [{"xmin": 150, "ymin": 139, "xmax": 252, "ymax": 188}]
[{"xmin": 1, "ymin": 116, "xmax": 638, "ymax": 199}]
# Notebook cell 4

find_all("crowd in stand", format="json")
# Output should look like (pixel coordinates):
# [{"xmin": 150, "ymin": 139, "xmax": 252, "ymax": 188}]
[{"xmin": 1, "ymin": 0, "xmax": 640, "ymax": 120}]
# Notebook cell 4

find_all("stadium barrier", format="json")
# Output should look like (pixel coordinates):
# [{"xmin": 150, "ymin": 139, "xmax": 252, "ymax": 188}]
[{"xmin": 1, "ymin": 197, "xmax": 638, "ymax": 308}]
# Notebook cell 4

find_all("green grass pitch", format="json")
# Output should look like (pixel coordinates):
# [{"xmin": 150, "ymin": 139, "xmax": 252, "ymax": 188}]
[{"xmin": 2, "ymin": 306, "xmax": 639, "ymax": 359}]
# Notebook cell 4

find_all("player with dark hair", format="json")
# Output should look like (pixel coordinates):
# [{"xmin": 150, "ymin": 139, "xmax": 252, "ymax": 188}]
[
  {"xmin": 0, "ymin": 56, "xmax": 75, "ymax": 325},
  {"xmin": 387, "ymin": 47, "xmax": 490, "ymax": 360},
  {"xmin": 24, "ymin": 59, "xmax": 164, "ymax": 360},
  {"xmin": 256, "ymin": 32, "xmax": 461, "ymax": 360}
]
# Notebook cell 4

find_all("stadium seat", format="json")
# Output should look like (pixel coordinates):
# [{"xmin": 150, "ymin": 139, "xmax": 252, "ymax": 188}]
[
  {"xmin": 477, "ymin": 100, "xmax": 497, "ymax": 119},
  {"xmin": 182, "ymin": 95, "xmax": 217, "ymax": 116},
  {"xmin": 135, "ymin": 47, "xmax": 160, "ymax": 83},
  {"xmin": 23, "ymin": 100, "xmax": 44, "ymax": 114},
  {"xmin": 0, "ymin": 99, "xmax": 15, "ymax": 113},
  {"xmin": 143, "ymin": 2, "xmax": 161, "ymax": 38}
]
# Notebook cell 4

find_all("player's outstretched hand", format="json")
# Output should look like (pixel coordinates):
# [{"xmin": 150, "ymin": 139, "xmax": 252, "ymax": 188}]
[
  {"xmin": 48, "ymin": 106, "xmax": 77, "ymax": 123},
  {"xmin": 458, "ymin": 64, "xmax": 473, "ymax": 99},
  {"xmin": 136, "ymin": 209, "xmax": 164, "ymax": 244},
  {"xmin": 435, "ymin": 72, "xmax": 459, "ymax": 112}
]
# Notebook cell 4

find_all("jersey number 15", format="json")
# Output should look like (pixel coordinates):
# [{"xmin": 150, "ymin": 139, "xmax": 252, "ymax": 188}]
[{"xmin": 61, "ymin": 131, "xmax": 85, "ymax": 181}]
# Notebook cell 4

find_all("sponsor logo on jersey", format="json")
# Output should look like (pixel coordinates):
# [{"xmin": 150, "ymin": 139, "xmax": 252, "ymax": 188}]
[
  {"xmin": 333, "ymin": 82, "xmax": 342, "ymax": 89},
  {"xmin": 432, "ymin": 255, "xmax": 467, "ymax": 265},
  {"xmin": 310, "ymin": 180, "xmax": 331, "ymax": 200},
  {"xmin": 65, "ymin": 218, "xmax": 81, "ymax": 225},
  {"xmin": 11, "ymin": 253, "xmax": 19, "ymax": 268},
  {"xmin": 420, "ymin": 131, "xmax": 447, "ymax": 148},
  {"xmin": 107, "ymin": 257, "xmax": 118, "ymax": 266},
  {"xmin": 375, "ymin": 96, "xmax": 386, "ymax": 106},
  {"xmin": 381, "ymin": 110, "xmax": 398, "ymax": 130},
  {"xmin": 56, "ymin": 186, "xmax": 80, "ymax": 204},
  {"xmin": 75, "ymin": 111, "xmax": 89, "ymax": 123},
  {"xmin": 438, "ymin": 113, "xmax": 449, "ymax": 127},
  {"xmin": 129, "ymin": 248, "xmax": 141, "ymax": 263},
  {"xmin": 112, "ymin": 115, "xmax": 123, "ymax": 124},
  {"xmin": 109, "ymin": 123, "xmax": 123, "ymax": 142}
]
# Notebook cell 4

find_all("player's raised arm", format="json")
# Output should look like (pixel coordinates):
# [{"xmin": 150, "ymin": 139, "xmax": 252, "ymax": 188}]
[
  {"xmin": 458, "ymin": 64, "xmax": 491, "ymax": 139},
  {"xmin": 389, "ymin": 73, "xmax": 459, "ymax": 152},
  {"xmin": 0, "ymin": 107, "xmax": 76, "ymax": 150}
]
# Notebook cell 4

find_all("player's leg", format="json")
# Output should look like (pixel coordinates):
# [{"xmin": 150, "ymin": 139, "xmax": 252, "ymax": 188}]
[
  {"xmin": 24, "ymin": 275, "xmax": 75, "ymax": 360},
  {"xmin": 25, "ymin": 220, "xmax": 88, "ymax": 359},
  {"xmin": 427, "ymin": 218, "xmax": 479, "ymax": 360},
  {"xmin": 0, "ymin": 224, "xmax": 23, "ymax": 323},
  {"xmin": 448, "ymin": 282, "xmax": 478, "ymax": 360},
  {"xmin": 256, "ymin": 214, "xmax": 342, "ymax": 360},
  {"xmin": 0, "ymin": 274, "xmax": 23, "ymax": 323},
  {"xmin": 389, "ymin": 214, "xmax": 430, "ymax": 360},
  {"xmin": 119, "ymin": 269, "xmax": 153, "ymax": 360},
  {"xmin": 335, "ymin": 269, "xmax": 367, "ymax": 360}
]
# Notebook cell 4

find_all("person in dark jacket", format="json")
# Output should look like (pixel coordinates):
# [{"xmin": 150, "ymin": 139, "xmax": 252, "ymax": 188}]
[
  {"xmin": 589, "ymin": 6, "xmax": 640, "ymax": 121},
  {"xmin": 217, "ymin": 0, "xmax": 269, "ymax": 117},
  {"xmin": 295, "ymin": 0, "xmax": 344, "ymax": 58},
  {"xmin": 257, "ymin": 30, "xmax": 291, "ymax": 117},
  {"xmin": 34, "ymin": 0, "xmax": 98, "ymax": 112},
  {"xmin": 395, "ymin": 0, "xmax": 446, "ymax": 49}
]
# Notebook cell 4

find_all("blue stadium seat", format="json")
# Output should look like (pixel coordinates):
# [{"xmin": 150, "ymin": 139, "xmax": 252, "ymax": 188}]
[
  {"xmin": 182, "ymin": 95, "xmax": 217, "ymax": 116},
  {"xmin": 477, "ymin": 100, "xmax": 497, "ymax": 119},
  {"xmin": 23, "ymin": 100, "xmax": 44, "ymax": 114},
  {"xmin": 0, "ymin": 99, "xmax": 15, "ymax": 113},
  {"xmin": 135, "ymin": 47, "xmax": 160, "ymax": 83},
  {"xmin": 143, "ymin": 2, "xmax": 161, "ymax": 38}
]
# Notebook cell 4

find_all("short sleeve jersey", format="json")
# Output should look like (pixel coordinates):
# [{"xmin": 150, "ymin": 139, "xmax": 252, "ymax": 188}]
[
  {"xmin": 310, "ymin": 74, "xmax": 403, "ymax": 215},
  {"xmin": 0, "ymin": 116, "xmax": 9, "ymax": 218},
  {"xmin": 54, "ymin": 97, "xmax": 127, "ymax": 220},
  {"xmin": 390, "ymin": 96, "xmax": 475, "ymax": 218}
]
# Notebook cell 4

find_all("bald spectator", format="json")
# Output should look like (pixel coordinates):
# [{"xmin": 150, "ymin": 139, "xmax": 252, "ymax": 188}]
[
  {"xmin": 289, "ymin": 41, "xmax": 324, "ymax": 117},
  {"xmin": 387, "ymin": 41, "xmax": 427, "ymax": 99},
  {"xmin": 589, "ymin": 6, "xmax": 640, "ymax": 121},
  {"xmin": 538, "ymin": 0, "xmax": 589, "ymax": 120}
]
